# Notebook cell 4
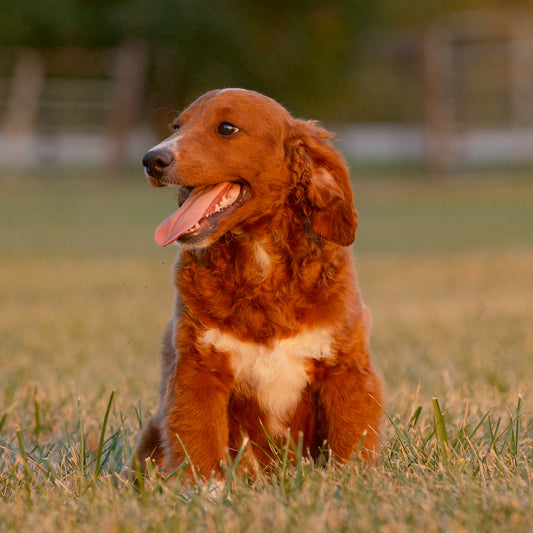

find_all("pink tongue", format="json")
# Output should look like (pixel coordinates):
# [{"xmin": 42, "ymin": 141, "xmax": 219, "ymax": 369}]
[{"xmin": 154, "ymin": 182, "xmax": 239, "ymax": 247}]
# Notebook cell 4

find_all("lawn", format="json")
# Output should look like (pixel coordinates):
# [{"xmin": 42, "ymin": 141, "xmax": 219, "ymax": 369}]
[{"xmin": 1, "ymin": 168, "xmax": 532, "ymax": 532}]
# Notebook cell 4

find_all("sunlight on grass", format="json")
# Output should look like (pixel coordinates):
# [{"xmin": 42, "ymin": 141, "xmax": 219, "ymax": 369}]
[{"xmin": 1, "ymin": 171, "xmax": 532, "ymax": 531}]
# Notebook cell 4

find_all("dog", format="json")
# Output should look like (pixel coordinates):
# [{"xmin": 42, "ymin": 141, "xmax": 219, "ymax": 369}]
[{"xmin": 137, "ymin": 88, "xmax": 383, "ymax": 480}]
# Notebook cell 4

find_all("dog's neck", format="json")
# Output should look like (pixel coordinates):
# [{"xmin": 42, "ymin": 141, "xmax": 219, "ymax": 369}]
[
  {"xmin": 175, "ymin": 215, "xmax": 356, "ymax": 344},
  {"xmin": 181, "ymin": 207, "xmax": 326, "ymax": 282}
]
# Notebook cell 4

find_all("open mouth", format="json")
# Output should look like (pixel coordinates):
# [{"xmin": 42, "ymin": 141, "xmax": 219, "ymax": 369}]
[{"xmin": 154, "ymin": 181, "xmax": 247, "ymax": 247}]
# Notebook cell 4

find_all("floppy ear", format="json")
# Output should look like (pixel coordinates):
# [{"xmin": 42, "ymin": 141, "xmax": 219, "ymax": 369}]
[{"xmin": 286, "ymin": 119, "xmax": 357, "ymax": 246}]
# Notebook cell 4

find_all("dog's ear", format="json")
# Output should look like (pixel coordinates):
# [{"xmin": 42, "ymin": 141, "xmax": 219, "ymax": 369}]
[{"xmin": 286, "ymin": 119, "xmax": 357, "ymax": 246}]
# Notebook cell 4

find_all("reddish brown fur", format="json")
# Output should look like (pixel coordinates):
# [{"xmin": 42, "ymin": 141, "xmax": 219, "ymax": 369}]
[{"xmin": 137, "ymin": 89, "xmax": 383, "ymax": 480}]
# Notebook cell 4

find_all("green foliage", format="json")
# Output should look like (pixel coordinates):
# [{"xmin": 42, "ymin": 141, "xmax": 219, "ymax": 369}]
[
  {"xmin": 0, "ymin": 1, "xmax": 379, "ymax": 119},
  {"xmin": 0, "ymin": 0, "xmax": 123, "ymax": 46},
  {"xmin": 3, "ymin": 0, "xmax": 531, "ymax": 122}
]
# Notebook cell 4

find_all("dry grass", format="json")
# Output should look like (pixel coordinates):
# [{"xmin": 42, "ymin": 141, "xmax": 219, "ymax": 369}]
[{"xmin": 1, "ymin": 171, "xmax": 532, "ymax": 531}]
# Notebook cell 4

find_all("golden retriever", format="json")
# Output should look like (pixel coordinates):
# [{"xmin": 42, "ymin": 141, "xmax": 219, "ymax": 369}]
[{"xmin": 137, "ymin": 88, "xmax": 383, "ymax": 480}]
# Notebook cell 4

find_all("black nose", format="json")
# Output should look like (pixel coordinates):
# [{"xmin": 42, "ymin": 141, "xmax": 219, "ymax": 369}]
[{"xmin": 142, "ymin": 148, "xmax": 174, "ymax": 180}]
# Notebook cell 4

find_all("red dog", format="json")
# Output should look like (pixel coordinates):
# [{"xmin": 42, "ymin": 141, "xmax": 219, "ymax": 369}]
[{"xmin": 137, "ymin": 89, "xmax": 383, "ymax": 479}]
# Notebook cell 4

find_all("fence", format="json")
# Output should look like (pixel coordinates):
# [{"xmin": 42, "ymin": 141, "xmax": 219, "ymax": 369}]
[
  {"xmin": 420, "ymin": 9, "xmax": 533, "ymax": 170},
  {"xmin": 1, "ymin": 9, "xmax": 533, "ymax": 170},
  {"xmin": 0, "ymin": 41, "xmax": 150, "ymax": 168}
]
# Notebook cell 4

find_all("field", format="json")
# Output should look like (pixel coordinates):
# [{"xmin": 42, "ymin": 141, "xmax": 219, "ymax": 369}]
[{"xmin": 1, "ymin": 169, "xmax": 532, "ymax": 532}]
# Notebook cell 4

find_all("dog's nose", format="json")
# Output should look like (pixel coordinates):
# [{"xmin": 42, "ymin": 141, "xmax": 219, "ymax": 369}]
[{"xmin": 142, "ymin": 148, "xmax": 174, "ymax": 180}]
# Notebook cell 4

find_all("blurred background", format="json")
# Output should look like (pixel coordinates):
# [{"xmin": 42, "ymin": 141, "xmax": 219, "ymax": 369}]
[
  {"xmin": 1, "ymin": 5, "xmax": 533, "ymax": 513},
  {"xmin": 1, "ymin": 0, "xmax": 533, "ymax": 173}
]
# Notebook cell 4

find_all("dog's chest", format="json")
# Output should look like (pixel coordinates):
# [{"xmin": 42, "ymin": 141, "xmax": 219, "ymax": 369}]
[{"xmin": 201, "ymin": 328, "xmax": 334, "ymax": 435}]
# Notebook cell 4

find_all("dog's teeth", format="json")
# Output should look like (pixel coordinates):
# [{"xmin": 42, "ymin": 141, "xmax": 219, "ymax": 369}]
[
  {"xmin": 217, "ymin": 195, "xmax": 232, "ymax": 211},
  {"xmin": 203, "ymin": 188, "xmax": 239, "ymax": 221},
  {"xmin": 185, "ymin": 222, "xmax": 200, "ymax": 234},
  {"xmin": 207, "ymin": 194, "xmax": 234, "ymax": 219}
]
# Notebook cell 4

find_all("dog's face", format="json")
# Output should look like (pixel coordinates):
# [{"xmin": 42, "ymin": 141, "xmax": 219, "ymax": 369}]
[{"xmin": 143, "ymin": 88, "xmax": 357, "ymax": 249}]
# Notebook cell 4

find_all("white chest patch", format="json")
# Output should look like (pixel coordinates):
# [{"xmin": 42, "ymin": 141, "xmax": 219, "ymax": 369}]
[{"xmin": 201, "ymin": 328, "xmax": 334, "ymax": 435}]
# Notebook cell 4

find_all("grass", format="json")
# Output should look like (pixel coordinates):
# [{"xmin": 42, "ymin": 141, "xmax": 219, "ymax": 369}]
[{"xmin": 1, "ymin": 168, "xmax": 532, "ymax": 531}]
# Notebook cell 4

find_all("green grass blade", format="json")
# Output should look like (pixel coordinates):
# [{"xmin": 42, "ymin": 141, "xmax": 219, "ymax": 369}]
[
  {"xmin": 467, "ymin": 409, "xmax": 491, "ymax": 441},
  {"xmin": 134, "ymin": 400, "xmax": 143, "ymax": 431},
  {"xmin": 94, "ymin": 390, "xmax": 115, "ymax": 481},
  {"xmin": 221, "ymin": 436, "xmax": 250, "ymax": 500},
  {"xmin": 33, "ymin": 387, "xmax": 42, "ymax": 436},
  {"xmin": 432, "ymin": 398, "xmax": 449, "ymax": 467},
  {"xmin": 380, "ymin": 403, "xmax": 422, "ymax": 466},
  {"xmin": 78, "ymin": 397, "xmax": 86, "ymax": 473},
  {"xmin": 295, "ymin": 431, "xmax": 304, "ymax": 489},
  {"xmin": 488, "ymin": 417, "xmax": 501, "ymax": 452},
  {"xmin": 16, "ymin": 428, "xmax": 32, "ymax": 503},
  {"xmin": 513, "ymin": 395, "xmax": 523, "ymax": 458},
  {"xmin": 408, "ymin": 406, "xmax": 423, "ymax": 429},
  {"xmin": 280, "ymin": 429, "xmax": 291, "ymax": 482},
  {"xmin": 175, "ymin": 433, "xmax": 201, "ymax": 486}
]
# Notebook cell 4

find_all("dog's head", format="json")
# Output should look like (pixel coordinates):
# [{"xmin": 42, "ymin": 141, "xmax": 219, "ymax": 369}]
[{"xmin": 143, "ymin": 88, "xmax": 357, "ymax": 249}]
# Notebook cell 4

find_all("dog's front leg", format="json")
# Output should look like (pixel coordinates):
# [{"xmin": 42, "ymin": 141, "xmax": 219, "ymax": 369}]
[
  {"xmin": 318, "ymin": 362, "xmax": 383, "ymax": 464},
  {"xmin": 164, "ymin": 353, "xmax": 234, "ymax": 481}
]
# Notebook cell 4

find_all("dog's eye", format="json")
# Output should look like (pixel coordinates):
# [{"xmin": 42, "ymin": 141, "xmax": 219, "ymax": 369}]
[
  {"xmin": 172, "ymin": 124, "xmax": 180, "ymax": 132},
  {"xmin": 218, "ymin": 122, "xmax": 240, "ymax": 136}
]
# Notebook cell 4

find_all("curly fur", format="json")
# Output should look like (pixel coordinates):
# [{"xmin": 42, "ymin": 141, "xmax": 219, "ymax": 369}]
[{"xmin": 137, "ymin": 88, "xmax": 383, "ymax": 480}]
